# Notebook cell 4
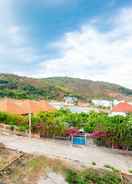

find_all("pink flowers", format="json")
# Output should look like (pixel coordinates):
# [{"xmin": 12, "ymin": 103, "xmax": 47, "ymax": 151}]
[
  {"xmin": 89, "ymin": 131, "xmax": 109, "ymax": 138},
  {"xmin": 65, "ymin": 128, "xmax": 80, "ymax": 136}
]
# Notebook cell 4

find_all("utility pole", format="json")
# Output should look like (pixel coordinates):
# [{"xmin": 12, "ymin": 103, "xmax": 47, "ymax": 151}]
[{"xmin": 28, "ymin": 113, "xmax": 32, "ymax": 138}]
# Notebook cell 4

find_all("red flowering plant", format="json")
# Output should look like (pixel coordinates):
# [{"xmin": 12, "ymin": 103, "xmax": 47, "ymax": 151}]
[
  {"xmin": 89, "ymin": 131, "xmax": 111, "ymax": 138},
  {"xmin": 34, "ymin": 123, "xmax": 44, "ymax": 129},
  {"xmin": 65, "ymin": 128, "xmax": 80, "ymax": 137},
  {"xmin": 32, "ymin": 122, "xmax": 44, "ymax": 134}
]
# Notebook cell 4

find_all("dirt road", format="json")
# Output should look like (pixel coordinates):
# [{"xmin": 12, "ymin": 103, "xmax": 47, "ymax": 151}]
[{"xmin": 0, "ymin": 134, "xmax": 132, "ymax": 173}]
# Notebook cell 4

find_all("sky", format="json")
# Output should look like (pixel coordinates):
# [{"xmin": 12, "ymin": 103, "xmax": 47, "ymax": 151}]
[{"xmin": 0, "ymin": 0, "xmax": 132, "ymax": 89}]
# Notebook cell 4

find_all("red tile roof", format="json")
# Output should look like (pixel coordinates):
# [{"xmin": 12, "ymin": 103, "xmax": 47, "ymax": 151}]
[
  {"xmin": 112, "ymin": 102, "xmax": 132, "ymax": 113},
  {"xmin": 0, "ymin": 98, "xmax": 26, "ymax": 115},
  {"xmin": 21, "ymin": 100, "xmax": 55, "ymax": 114},
  {"xmin": 0, "ymin": 98, "xmax": 55, "ymax": 115}
]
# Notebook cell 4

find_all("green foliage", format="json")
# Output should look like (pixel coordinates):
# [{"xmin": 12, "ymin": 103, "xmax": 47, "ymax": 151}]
[
  {"xmin": 96, "ymin": 115, "xmax": 132, "ymax": 150},
  {"xmin": 18, "ymin": 124, "xmax": 29, "ymax": 132},
  {"xmin": 0, "ymin": 111, "xmax": 28, "ymax": 130},
  {"xmin": 128, "ymin": 169, "xmax": 132, "ymax": 173},
  {"xmin": 0, "ymin": 109, "xmax": 132, "ymax": 150},
  {"xmin": 35, "ymin": 110, "xmax": 132, "ymax": 150},
  {"xmin": 104, "ymin": 165, "xmax": 120, "ymax": 172},
  {"xmin": 66, "ymin": 169, "xmax": 122, "ymax": 184},
  {"xmin": 36, "ymin": 111, "xmax": 68, "ymax": 137}
]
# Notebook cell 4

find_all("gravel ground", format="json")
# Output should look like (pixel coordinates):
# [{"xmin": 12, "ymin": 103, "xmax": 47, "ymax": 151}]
[
  {"xmin": 38, "ymin": 172, "xmax": 67, "ymax": 184},
  {"xmin": 0, "ymin": 134, "xmax": 132, "ymax": 174}
]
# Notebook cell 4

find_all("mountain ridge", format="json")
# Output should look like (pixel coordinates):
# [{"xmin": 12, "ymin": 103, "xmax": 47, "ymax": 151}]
[{"xmin": 0, "ymin": 73, "xmax": 132, "ymax": 101}]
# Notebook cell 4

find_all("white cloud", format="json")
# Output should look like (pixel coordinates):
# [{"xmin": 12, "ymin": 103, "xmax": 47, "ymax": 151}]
[
  {"xmin": 40, "ymin": 7, "xmax": 132, "ymax": 89},
  {"xmin": 0, "ymin": 23, "xmax": 38, "ymax": 68},
  {"xmin": 0, "ymin": 0, "xmax": 44, "ymax": 74}
]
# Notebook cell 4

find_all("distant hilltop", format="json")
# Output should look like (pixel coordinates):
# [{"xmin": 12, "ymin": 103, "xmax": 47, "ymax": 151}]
[{"xmin": 0, "ymin": 73, "xmax": 132, "ymax": 101}]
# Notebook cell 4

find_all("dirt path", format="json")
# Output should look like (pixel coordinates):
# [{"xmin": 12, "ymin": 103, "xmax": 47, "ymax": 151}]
[{"xmin": 0, "ymin": 134, "xmax": 132, "ymax": 173}]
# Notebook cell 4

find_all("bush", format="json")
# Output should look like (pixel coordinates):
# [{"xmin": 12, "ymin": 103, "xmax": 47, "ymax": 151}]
[{"xmin": 66, "ymin": 169, "xmax": 122, "ymax": 184}]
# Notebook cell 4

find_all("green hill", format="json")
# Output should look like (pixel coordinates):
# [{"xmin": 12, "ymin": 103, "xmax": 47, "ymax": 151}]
[{"xmin": 0, "ymin": 74, "xmax": 132, "ymax": 101}]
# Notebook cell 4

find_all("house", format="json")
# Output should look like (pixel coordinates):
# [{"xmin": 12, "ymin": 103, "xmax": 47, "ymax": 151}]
[
  {"xmin": 78, "ymin": 101, "xmax": 90, "ymax": 107},
  {"xmin": 110, "ymin": 102, "xmax": 132, "ymax": 116},
  {"xmin": 0, "ymin": 98, "xmax": 55, "ymax": 115},
  {"xmin": 66, "ymin": 106, "xmax": 89, "ymax": 113},
  {"xmin": 49, "ymin": 101, "xmax": 65, "ymax": 110},
  {"xmin": 0, "ymin": 98, "xmax": 55, "ymax": 138},
  {"xmin": 64, "ymin": 96, "xmax": 78, "ymax": 105},
  {"xmin": 0, "ymin": 98, "xmax": 26, "ymax": 115},
  {"xmin": 92, "ymin": 99, "xmax": 113, "ymax": 108}
]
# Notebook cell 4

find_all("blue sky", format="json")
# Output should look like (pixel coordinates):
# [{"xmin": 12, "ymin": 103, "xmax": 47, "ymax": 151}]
[{"xmin": 0, "ymin": 0, "xmax": 132, "ymax": 88}]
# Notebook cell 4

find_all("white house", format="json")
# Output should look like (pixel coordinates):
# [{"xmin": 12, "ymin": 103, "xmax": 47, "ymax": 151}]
[
  {"xmin": 64, "ymin": 96, "xmax": 78, "ymax": 105},
  {"xmin": 49, "ymin": 101, "xmax": 64, "ymax": 109},
  {"xmin": 92, "ymin": 99, "xmax": 113, "ymax": 108}
]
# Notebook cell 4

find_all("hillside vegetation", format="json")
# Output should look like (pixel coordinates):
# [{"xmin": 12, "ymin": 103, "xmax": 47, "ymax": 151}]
[{"xmin": 0, "ymin": 74, "xmax": 132, "ymax": 100}]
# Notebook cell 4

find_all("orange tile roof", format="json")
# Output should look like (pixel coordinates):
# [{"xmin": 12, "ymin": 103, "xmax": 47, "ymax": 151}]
[
  {"xmin": 21, "ymin": 100, "xmax": 55, "ymax": 114},
  {"xmin": 112, "ymin": 102, "xmax": 132, "ymax": 113},
  {"xmin": 38, "ymin": 100, "xmax": 56, "ymax": 112},
  {"xmin": 0, "ymin": 98, "xmax": 26, "ymax": 115},
  {"xmin": 0, "ymin": 98, "xmax": 55, "ymax": 115}
]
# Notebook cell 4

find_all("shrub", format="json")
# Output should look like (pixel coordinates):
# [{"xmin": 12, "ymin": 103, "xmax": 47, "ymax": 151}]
[{"xmin": 66, "ymin": 169, "xmax": 122, "ymax": 184}]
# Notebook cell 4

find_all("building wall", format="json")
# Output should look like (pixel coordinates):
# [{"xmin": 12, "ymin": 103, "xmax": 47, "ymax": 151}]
[{"xmin": 92, "ymin": 99, "xmax": 112, "ymax": 108}]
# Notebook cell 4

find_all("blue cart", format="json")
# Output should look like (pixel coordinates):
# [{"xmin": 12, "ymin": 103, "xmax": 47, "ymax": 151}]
[{"xmin": 72, "ymin": 135, "xmax": 87, "ymax": 145}]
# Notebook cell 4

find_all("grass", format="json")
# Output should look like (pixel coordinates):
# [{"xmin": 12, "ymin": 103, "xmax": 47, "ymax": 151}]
[
  {"xmin": 0, "ymin": 144, "xmax": 20, "ymax": 169},
  {"xmin": 128, "ymin": 169, "xmax": 132, "ymax": 174},
  {"xmin": 0, "ymin": 148, "xmax": 132, "ymax": 184},
  {"xmin": 104, "ymin": 164, "xmax": 120, "ymax": 172},
  {"xmin": 66, "ymin": 169, "xmax": 123, "ymax": 184},
  {"xmin": 0, "ymin": 154, "xmax": 70, "ymax": 184},
  {"xmin": 92, "ymin": 161, "xmax": 96, "ymax": 166}
]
